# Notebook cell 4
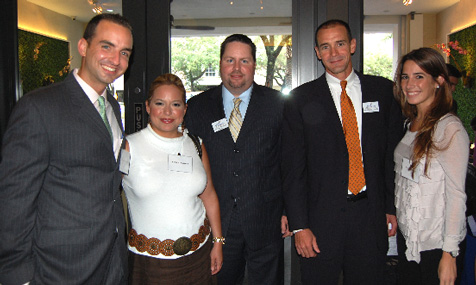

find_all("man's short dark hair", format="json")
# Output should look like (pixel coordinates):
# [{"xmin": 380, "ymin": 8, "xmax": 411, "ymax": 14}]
[
  {"xmin": 446, "ymin": 63, "xmax": 462, "ymax": 78},
  {"xmin": 83, "ymin": 13, "xmax": 133, "ymax": 43},
  {"xmin": 220, "ymin": 34, "xmax": 256, "ymax": 62},
  {"xmin": 315, "ymin": 19, "xmax": 353, "ymax": 47}
]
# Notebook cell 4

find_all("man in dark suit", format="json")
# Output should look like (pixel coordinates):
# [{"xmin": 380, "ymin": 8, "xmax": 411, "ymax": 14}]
[
  {"xmin": 185, "ymin": 34, "xmax": 291, "ymax": 284},
  {"xmin": 282, "ymin": 19, "xmax": 403, "ymax": 284},
  {"xmin": 0, "ymin": 14, "xmax": 133, "ymax": 284}
]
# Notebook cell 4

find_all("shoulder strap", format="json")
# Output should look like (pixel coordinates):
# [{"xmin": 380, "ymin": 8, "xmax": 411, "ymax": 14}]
[{"xmin": 187, "ymin": 133, "xmax": 202, "ymax": 159}]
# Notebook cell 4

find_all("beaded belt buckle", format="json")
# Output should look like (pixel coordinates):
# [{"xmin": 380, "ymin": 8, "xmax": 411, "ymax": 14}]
[{"xmin": 128, "ymin": 218, "xmax": 211, "ymax": 256}]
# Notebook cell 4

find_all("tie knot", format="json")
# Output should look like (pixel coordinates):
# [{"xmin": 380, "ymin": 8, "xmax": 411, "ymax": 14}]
[
  {"xmin": 233, "ymin": 98, "xmax": 242, "ymax": 108},
  {"xmin": 340, "ymin": 80, "xmax": 347, "ymax": 90}
]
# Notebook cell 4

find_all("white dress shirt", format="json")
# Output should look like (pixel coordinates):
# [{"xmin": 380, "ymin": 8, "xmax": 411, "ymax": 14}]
[{"xmin": 73, "ymin": 69, "xmax": 122, "ymax": 160}]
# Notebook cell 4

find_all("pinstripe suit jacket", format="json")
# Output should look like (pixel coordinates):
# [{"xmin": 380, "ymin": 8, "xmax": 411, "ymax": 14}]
[
  {"xmin": 0, "ymin": 74, "xmax": 127, "ymax": 284},
  {"xmin": 185, "ymin": 83, "xmax": 284, "ymax": 250}
]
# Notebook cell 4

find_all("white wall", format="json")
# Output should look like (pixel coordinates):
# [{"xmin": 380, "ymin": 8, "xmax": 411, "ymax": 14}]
[
  {"xmin": 437, "ymin": 0, "xmax": 476, "ymax": 44},
  {"xmin": 18, "ymin": 0, "xmax": 86, "ymax": 69}
]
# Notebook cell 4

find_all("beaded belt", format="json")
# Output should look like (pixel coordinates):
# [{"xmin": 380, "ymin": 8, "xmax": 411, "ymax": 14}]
[{"xmin": 128, "ymin": 219, "xmax": 210, "ymax": 256}]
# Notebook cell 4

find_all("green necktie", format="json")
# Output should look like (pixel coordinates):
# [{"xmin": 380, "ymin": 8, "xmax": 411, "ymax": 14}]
[{"xmin": 98, "ymin": 96, "xmax": 113, "ymax": 141}]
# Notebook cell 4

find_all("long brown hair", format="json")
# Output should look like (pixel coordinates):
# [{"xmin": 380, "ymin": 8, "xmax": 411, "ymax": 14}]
[{"xmin": 393, "ymin": 47, "xmax": 453, "ymax": 175}]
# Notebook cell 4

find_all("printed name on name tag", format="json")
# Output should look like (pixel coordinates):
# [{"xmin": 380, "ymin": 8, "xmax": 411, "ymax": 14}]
[
  {"xmin": 212, "ymin": 118, "xmax": 228, "ymax": 133},
  {"xmin": 363, "ymin": 101, "xmax": 380, "ymax": 113},
  {"xmin": 168, "ymin": 154, "xmax": 193, "ymax": 173}
]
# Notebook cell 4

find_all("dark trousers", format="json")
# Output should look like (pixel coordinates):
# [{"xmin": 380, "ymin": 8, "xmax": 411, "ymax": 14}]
[
  {"xmin": 299, "ymin": 197, "xmax": 386, "ymax": 285},
  {"xmin": 461, "ymin": 233, "xmax": 476, "ymax": 285},
  {"xmin": 217, "ymin": 206, "xmax": 284, "ymax": 285},
  {"xmin": 128, "ymin": 237, "xmax": 213, "ymax": 285},
  {"xmin": 396, "ymin": 230, "xmax": 465, "ymax": 285}
]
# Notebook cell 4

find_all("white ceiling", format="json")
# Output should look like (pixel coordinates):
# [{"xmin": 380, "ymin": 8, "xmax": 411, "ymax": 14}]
[{"xmin": 26, "ymin": 0, "xmax": 460, "ymax": 36}]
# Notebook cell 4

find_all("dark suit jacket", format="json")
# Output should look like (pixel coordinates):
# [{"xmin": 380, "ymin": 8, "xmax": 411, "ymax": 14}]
[
  {"xmin": 185, "ymin": 83, "xmax": 284, "ymax": 250},
  {"xmin": 0, "ymin": 74, "xmax": 127, "ymax": 284},
  {"xmin": 282, "ymin": 71, "xmax": 403, "ymax": 254}
]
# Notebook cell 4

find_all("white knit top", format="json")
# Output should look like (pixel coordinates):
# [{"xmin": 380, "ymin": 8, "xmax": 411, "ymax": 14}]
[
  {"xmin": 394, "ymin": 114, "xmax": 468, "ymax": 263},
  {"xmin": 123, "ymin": 125, "xmax": 208, "ymax": 259}
]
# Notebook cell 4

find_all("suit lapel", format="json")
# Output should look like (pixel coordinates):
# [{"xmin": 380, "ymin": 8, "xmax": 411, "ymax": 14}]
[
  {"xmin": 236, "ymin": 83, "xmax": 262, "ymax": 141},
  {"xmin": 107, "ymin": 92, "xmax": 124, "ymax": 135},
  {"xmin": 208, "ymin": 86, "xmax": 234, "ymax": 143},
  {"xmin": 358, "ymin": 72, "xmax": 373, "ymax": 152},
  {"xmin": 319, "ymin": 76, "xmax": 346, "ymax": 139},
  {"xmin": 67, "ymin": 75, "xmax": 115, "ymax": 151}
]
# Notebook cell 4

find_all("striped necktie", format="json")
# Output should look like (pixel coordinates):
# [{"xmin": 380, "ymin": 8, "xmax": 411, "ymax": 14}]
[
  {"xmin": 229, "ymin": 98, "xmax": 243, "ymax": 142},
  {"xmin": 98, "ymin": 95, "xmax": 113, "ymax": 141},
  {"xmin": 340, "ymin": 80, "xmax": 366, "ymax": 195}
]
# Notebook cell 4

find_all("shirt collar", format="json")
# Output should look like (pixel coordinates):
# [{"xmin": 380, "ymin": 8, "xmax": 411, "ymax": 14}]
[
  {"xmin": 222, "ymin": 84, "xmax": 253, "ymax": 104},
  {"xmin": 73, "ymin": 68, "xmax": 107, "ymax": 104},
  {"xmin": 325, "ymin": 69, "xmax": 357, "ymax": 87}
]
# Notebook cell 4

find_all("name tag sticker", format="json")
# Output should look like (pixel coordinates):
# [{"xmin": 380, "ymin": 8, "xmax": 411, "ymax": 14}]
[
  {"xmin": 168, "ymin": 154, "xmax": 193, "ymax": 173},
  {"xmin": 119, "ymin": 149, "xmax": 131, "ymax": 175},
  {"xmin": 363, "ymin": 101, "xmax": 380, "ymax": 113},
  {"xmin": 212, "ymin": 118, "xmax": 228, "ymax": 133},
  {"xmin": 401, "ymin": 157, "xmax": 420, "ymax": 183}
]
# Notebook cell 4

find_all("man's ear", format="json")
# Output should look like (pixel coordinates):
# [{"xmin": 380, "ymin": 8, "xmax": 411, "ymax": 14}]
[
  {"xmin": 78, "ymin": 38, "xmax": 88, "ymax": 57},
  {"xmin": 314, "ymin": 46, "xmax": 322, "ymax": 60},
  {"xmin": 350, "ymin": 38, "xmax": 357, "ymax": 55}
]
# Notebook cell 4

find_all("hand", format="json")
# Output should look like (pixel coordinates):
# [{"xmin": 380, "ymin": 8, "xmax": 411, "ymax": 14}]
[
  {"xmin": 281, "ymin": 215, "xmax": 293, "ymax": 238},
  {"xmin": 438, "ymin": 251, "xmax": 457, "ymax": 285},
  {"xmin": 386, "ymin": 214, "xmax": 397, "ymax": 237},
  {"xmin": 210, "ymin": 242, "xmax": 223, "ymax": 275},
  {"xmin": 294, "ymin": 229, "xmax": 319, "ymax": 258}
]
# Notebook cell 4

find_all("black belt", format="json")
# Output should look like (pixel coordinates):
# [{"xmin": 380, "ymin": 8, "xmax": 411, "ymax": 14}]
[{"xmin": 347, "ymin": 191, "xmax": 367, "ymax": 202}]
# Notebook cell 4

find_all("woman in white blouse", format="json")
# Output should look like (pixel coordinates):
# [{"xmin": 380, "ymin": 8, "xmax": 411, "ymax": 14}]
[
  {"xmin": 122, "ymin": 74, "xmax": 223, "ymax": 284},
  {"xmin": 393, "ymin": 47, "xmax": 469, "ymax": 284}
]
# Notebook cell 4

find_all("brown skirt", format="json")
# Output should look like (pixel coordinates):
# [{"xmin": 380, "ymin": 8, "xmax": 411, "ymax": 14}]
[{"xmin": 129, "ymin": 237, "xmax": 215, "ymax": 285}]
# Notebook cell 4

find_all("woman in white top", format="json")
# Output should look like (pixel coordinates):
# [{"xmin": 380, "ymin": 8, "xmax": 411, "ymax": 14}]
[
  {"xmin": 393, "ymin": 47, "xmax": 469, "ymax": 285},
  {"xmin": 123, "ymin": 74, "xmax": 223, "ymax": 284}
]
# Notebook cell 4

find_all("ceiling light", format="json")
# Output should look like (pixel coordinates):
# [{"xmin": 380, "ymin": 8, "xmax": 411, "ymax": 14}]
[
  {"xmin": 403, "ymin": 0, "xmax": 413, "ymax": 6},
  {"xmin": 92, "ymin": 5, "xmax": 103, "ymax": 14},
  {"xmin": 88, "ymin": 0, "xmax": 103, "ymax": 14}
]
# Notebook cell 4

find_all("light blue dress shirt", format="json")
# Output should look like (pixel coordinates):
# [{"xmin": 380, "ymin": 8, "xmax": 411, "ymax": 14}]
[{"xmin": 222, "ymin": 84, "xmax": 252, "ymax": 120}]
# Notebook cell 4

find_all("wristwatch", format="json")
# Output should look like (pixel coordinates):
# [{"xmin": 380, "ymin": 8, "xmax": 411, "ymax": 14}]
[{"xmin": 446, "ymin": 250, "xmax": 459, "ymax": 258}]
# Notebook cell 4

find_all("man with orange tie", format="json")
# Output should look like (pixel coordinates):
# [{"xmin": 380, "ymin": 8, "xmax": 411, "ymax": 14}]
[{"xmin": 282, "ymin": 19, "xmax": 403, "ymax": 284}]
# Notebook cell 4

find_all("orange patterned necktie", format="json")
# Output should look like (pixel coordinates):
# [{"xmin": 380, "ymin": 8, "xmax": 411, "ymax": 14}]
[{"xmin": 340, "ymin": 80, "xmax": 366, "ymax": 195}]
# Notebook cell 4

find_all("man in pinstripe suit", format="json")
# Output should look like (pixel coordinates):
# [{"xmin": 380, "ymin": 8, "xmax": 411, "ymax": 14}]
[
  {"xmin": 185, "ymin": 34, "xmax": 291, "ymax": 284},
  {"xmin": 0, "ymin": 14, "xmax": 132, "ymax": 284}
]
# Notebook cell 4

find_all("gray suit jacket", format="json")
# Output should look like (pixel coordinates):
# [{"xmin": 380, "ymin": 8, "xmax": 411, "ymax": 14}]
[
  {"xmin": 185, "ymin": 83, "xmax": 284, "ymax": 250},
  {"xmin": 0, "ymin": 74, "xmax": 127, "ymax": 284}
]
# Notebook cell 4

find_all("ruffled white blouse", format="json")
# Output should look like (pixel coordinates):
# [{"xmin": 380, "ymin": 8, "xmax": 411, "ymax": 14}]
[{"xmin": 394, "ymin": 114, "xmax": 468, "ymax": 263}]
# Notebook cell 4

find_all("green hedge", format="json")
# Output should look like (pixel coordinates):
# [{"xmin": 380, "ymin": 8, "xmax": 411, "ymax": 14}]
[
  {"xmin": 18, "ymin": 30, "xmax": 70, "ymax": 95},
  {"xmin": 449, "ymin": 25, "xmax": 476, "ymax": 142}
]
